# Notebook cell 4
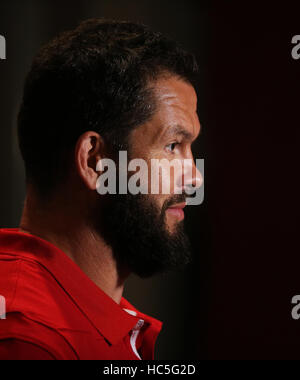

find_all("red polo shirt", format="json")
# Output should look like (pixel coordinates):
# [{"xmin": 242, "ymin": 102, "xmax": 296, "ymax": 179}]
[{"xmin": 0, "ymin": 228, "xmax": 162, "ymax": 360}]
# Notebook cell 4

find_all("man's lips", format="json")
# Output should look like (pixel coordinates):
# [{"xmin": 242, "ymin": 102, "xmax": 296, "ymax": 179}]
[{"xmin": 166, "ymin": 202, "xmax": 186, "ymax": 221}]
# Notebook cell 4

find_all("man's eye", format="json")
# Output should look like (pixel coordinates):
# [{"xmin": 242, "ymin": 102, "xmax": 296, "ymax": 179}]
[{"xmin": 165, "ymin": 142, "xmax": 179, "ymax": 153}]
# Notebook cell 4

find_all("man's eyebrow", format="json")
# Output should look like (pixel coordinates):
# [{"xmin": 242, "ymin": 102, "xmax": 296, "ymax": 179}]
[{"xmin": 163, "ymin": 124, "xmax": 200, "ymax": 141}]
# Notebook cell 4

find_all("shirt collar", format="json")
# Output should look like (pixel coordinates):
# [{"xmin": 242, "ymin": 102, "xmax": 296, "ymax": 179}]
[{"xmin": 0, "ymin": 228, "xmax": 162, "ymax": 346}]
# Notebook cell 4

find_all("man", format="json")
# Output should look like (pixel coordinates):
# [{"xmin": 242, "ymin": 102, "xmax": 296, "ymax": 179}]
[{"xmin": 0, "ymin": 18, "xmax": 202, "ymax": 359}]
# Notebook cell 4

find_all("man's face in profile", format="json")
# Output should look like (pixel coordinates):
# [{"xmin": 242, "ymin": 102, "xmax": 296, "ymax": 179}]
[{"xmin": 94, "ymin": 75, "xmax": 202, "ymax": 278}]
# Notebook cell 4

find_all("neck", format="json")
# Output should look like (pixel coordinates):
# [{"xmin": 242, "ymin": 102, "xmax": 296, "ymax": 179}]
[{"xmin": 19, "ymin": 188, "xmax": 127, "ymax": 304}]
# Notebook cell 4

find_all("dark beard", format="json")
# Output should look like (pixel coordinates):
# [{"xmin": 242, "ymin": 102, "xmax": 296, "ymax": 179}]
[{"xmin": 94, "ymin": 192, "xmax": 192, "ymax": 278}]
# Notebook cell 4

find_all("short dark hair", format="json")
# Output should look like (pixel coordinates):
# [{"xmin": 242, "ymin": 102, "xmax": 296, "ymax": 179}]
[{"xmin": 18, "ymin": 18, "xmax": 198, "ymax": 196}]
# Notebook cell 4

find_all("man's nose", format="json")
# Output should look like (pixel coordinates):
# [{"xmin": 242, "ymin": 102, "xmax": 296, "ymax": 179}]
[{"xmin": 182, "ymin": 159, "xmax": 203, "ymax": 193}]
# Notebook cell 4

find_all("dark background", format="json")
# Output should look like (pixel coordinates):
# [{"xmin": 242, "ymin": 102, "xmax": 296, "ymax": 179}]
[{"xmin": 0, "ymin": 0, "xmax": 299, "ymax": 359}]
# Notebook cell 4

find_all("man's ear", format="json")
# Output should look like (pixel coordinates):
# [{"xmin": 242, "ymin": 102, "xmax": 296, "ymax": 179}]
[{"xmin": 74, "ymin": 131, "xmax": 105, "ymax": 190}]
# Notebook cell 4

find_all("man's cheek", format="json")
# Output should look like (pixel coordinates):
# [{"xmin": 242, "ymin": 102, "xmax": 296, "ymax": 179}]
[{"xmin": 150, "ymin": 158, "xmax": 183, "ymax": 195}]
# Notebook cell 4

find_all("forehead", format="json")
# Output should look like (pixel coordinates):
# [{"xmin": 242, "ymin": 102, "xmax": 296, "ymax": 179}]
[
  {"xmin": 128, "ymin": 76, "xmax": 201, "ymax": 151},
  {"xmin": 139, "ymin": 76, "xmax": 201, "ymax": 144},
  {"xmin": 153, "ymin": 76, "xmax": 200, "ymax": 138},
  {"xmin": 154, "ymin": 75, "xmax": 198, "ymax": 111}
]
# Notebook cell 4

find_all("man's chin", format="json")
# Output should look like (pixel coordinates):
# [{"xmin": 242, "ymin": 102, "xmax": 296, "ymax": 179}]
[
  {"xmin": 94, "ymin": 192, "xmax": 192, "ymax": 278},
  {"xmin": 165, "ymin": 217, "xmax": 185, "ymax": 234},
  {"xmin": 129, "ymin": 228, "xmax": 192, "ymax": 278}
]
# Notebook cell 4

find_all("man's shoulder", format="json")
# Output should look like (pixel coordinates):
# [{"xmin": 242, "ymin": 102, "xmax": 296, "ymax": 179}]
[
  {"xmin": 0, "ymin": 251, "xmax": 79, "ymax": 358},
  {"xmin": 0, "ymin": 250, "xmax": 64, "ymax": 317},
  {"xmin": 0, "ymin": 311, "xmax": 78, "ymax": 359},
  {"xmin": 0, "ymin": 248, "xmax": 94, "ymax": 327},
  {"xmin": 0, "ymin": 338, "xmax": 56, "ymax": 360}
]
